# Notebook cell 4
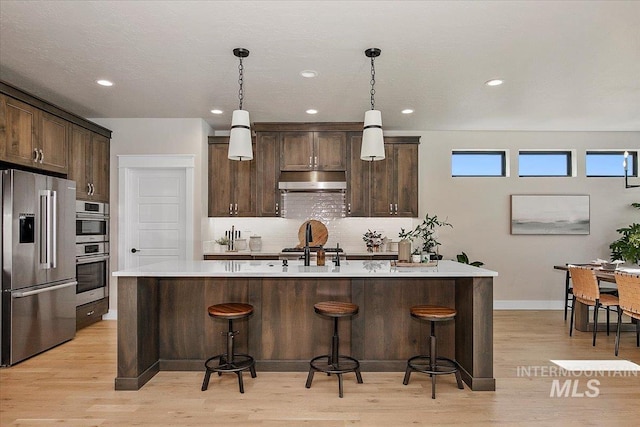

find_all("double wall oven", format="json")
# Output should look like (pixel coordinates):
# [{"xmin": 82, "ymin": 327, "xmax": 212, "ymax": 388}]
[{"xmin": 76, "ymin": 201, "xmax": 109, "ymax": 306}]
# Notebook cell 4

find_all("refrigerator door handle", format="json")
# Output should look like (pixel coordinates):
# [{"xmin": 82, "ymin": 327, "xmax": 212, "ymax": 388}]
[
  {"xmin": 12, "ymin": 281, "xmax": 77, "ymax": 298},
  {"xmin": 39, "ymin": 190, "xmax": 54, "ymax": 269},
  {"xmin": 51, "ymin": 190, "xmax": 57, "ymax": 269}
]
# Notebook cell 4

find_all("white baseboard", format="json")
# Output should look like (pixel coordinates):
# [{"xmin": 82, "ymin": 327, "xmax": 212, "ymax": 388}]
[
  {"xmin": 494, "ymin": 300, "xmax": 565, "ymax": 310},
  {"xmin": 103, "ymin": 309, "xmax": 117, "ymax": 320}
]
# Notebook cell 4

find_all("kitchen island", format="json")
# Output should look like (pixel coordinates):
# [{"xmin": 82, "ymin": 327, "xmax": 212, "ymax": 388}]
[{"xmin": 113, "ymin": 260, "xmax": 497, "ymax": 391}]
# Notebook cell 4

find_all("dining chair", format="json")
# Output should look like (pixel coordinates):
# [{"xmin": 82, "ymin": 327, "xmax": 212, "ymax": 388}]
[
  {"xmin": 613, "ymin": 271, "xmax": 640, "ymax": 356},
  {"xmin": 564, "ymin": 263, "xmax": 618, "ymax": 321},
  {"xmin": 568, "ymin": 265, "xmax": 619, "ymax": 346}
]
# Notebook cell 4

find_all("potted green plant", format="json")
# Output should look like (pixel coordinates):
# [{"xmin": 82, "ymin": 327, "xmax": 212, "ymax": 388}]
[
  {"xmin": 215, "ymin": 236, "xmax": 230, "ymax": 252},
  {"xmin": 610, "ymin": 203, "xmax": 640, "ymax": 264},
  {"xmin": 456, "ymin": 252, "xmax": 484, "ymax": 267},
  {"xmin": 411, "ymin": 248, "xmax": 422, "ymax": 263},
  {"xmin": 412, "ymin": 213, "xmax": 453, "ymax": 260}
]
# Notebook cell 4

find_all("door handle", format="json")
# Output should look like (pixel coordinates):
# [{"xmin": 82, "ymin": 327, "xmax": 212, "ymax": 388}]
[
  {"xmin": 39, "ymin": 149, "xmax": 44, "ymax": 164},
  {"xmin": 13, "ymin": 281, "xmax": 77, "ymax": 298},
  {"xmin": 389, "ymin": 204, "xmax": 393, "ymax": 215},
  {"xmin": 348, "ymin": 203, "xmax": 351, "ymax": 215},
  {"xmin": 131, "ymin": 248, "xmax": 139, "ymax": 253},
  {"xmin": 235, "ymin": 203, "xmax": 238, "ymax": 215},
  {"xmin": 33, "ymin": 149, "xmax": 39, "ymax": 162},
  {"xmin": 229, "ymin": 203, "xmax": 233, "ymax": 215},
  {"xmin": 395, "ymin": 203, "xmax": 398, "ymax": 215}
]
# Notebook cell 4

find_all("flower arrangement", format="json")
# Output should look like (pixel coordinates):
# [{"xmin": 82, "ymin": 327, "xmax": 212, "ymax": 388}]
[{"xmin": 362, "ymin": 229, "xmax": 383, "ymax": 251}]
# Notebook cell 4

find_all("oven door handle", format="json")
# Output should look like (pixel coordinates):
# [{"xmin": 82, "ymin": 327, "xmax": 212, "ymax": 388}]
[
  {"xmin": 76, "ymin": 255, "xmax": 109, "ymax": 265},
  {"xmin": 76, "ymin": 213, "xmax": 109, "ymax": 220}
]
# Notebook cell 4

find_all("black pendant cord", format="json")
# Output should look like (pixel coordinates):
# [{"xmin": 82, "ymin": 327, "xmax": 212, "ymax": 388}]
[
  {"xmin": 238, "ymin": 56, "xmax": 244, "ymax": 110},
  {"xmin": 370, "ymin": 55, "xmax": 376, "ymax": 110}
]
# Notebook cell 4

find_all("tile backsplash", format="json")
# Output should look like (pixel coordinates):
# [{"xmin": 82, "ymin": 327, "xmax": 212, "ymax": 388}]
[
  {"xmin": 281, "ymin": 192, "xmax": 346, "ymax": 221},
  {"xmin": 205, "ymin": 216, "xmax": 415, "ymax": 253}
]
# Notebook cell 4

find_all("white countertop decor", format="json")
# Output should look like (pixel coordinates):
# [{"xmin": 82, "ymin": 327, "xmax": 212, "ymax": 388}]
[{"xmin": 113, "ymin": 260, "xmax": 498, "ymax": 278}]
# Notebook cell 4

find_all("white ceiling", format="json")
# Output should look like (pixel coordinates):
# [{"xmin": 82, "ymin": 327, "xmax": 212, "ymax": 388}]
[{"xmin": 1, "ymin": 1, "xmax": 639, "ymax": 132}]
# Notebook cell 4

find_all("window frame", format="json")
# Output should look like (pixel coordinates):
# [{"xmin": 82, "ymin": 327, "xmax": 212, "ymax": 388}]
[
  {"xmin": 518, "ymin": 150, "xmax": 574, "ymax": 177},
  {"xmin": 585, "ymin": 150, "xmax": 638, "ymax": 178},
  {"xmin": 451, "ymin": 150, "xmax": 508, "ymax": 177}
]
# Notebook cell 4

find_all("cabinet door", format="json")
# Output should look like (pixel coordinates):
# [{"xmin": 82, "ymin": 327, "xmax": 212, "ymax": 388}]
[
  {"xmin": 90, "ymin": 133, "xmax": 110, "ymax": 202},
  {"xmin": 393, "ymin": 143, "xmax": 418, "ymax": 217},
  {"xmin": 256, "ymin": 132, "xmax": 280, "ymax": 217},
  {"xmin": 208, "ymin": 142, "xmax": 234, "ymax": 216},
  {"xmin": 39, "ymin": 111, "xmax": 69, "ymax": 174},
  {"xmin": 0, "ymin": 95, "xmax": 39, "ymax": 167},
  {"xmin": 369, "ymin": 144, "xmax": 395, "ymax": 217},
  {"xmin": 314, "ymin": 131, "xmax": 346, "ymax": 170},
  {"xmin": 233, "ymin": 155, "xmax": 256, "ymax": 217},
  {"xmin": 280, "ymin": 131, "xmax": 313, "ymax": 170},
  {"xmin": 69, "ymin": 125, "xmax": 92, "ymax": 199},
  {"xmin": 346, "ymin": 134, "xmax": 369, "ymax": 216}
]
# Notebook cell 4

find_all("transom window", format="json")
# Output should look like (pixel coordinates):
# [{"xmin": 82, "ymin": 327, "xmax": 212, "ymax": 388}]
[
  {"xmin": 586, "ymin": 151, "xmax": 637, "ymax": 177},
  {"xmin": 451, "ymin": 151, "xmax": 506, "ymax": 177},
  {"xmin": 518, "ymin": 151, "xmax": 572, "ymax": 177}
]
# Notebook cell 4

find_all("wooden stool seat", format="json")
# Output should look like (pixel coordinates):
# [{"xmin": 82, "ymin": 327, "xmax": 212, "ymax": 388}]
[
  {"xmin": 208, "ymin": 303, "xmax": 254, "ymax": 319},
  {"xmin": 314, "ymin": 301, "xmax": 359, "ymax": 317},
  {"xmin": 410, "ymin": 305, "xmax": 456, "ymax": 321}
]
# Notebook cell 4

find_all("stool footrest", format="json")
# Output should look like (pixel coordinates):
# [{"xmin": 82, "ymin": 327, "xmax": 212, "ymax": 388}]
[
  {"xmin": 204, "ymin": 353, "xmax": 255, "ymax": 373},
  {"xmin": 406, "ymin": 355, "xmax": 459, "ymax": 375},
  {"xmin": 309, "ymin": 354, "xmax": 361, "ymax": 375}
]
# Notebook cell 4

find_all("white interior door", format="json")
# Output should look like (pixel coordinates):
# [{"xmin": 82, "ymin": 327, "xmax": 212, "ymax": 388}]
[
  {"xmin": 125, "ymin": 168, "xmax": 187, "ymax": 269},
  {"xmin": 118, "ymin": 155, "xmax": 194, "ymax": 271}
]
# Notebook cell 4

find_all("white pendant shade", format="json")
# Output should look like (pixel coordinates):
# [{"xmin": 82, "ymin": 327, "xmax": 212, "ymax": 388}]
[
  {"xmin": 360, "ymin": 109, "xmax": 385, "ymax": 161},
  {"xmin": 228, "ymin": 109, "xmax": 253, "ymax": 161}
]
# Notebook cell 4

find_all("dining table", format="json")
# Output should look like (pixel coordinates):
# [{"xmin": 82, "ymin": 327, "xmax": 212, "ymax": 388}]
[{"xmin": 554, "ymin": 264, "xmax": 638, "ymax": 332}]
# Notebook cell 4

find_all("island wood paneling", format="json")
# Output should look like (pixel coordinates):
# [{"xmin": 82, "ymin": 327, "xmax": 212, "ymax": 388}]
[{"xmin": 116, "ymin": 275, "xmax": 495, "ymax": 391}]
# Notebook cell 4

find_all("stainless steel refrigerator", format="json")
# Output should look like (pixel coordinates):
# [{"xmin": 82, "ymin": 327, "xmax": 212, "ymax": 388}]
[{"xmin": 1, "ymin": 169, "xmax": 77, "ymax": 366}]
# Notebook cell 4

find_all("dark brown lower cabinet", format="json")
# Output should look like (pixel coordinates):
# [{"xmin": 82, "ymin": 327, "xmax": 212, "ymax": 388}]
[{"xmin": 76, "ymin": 297, "xmax": 109, "ymax": 331}]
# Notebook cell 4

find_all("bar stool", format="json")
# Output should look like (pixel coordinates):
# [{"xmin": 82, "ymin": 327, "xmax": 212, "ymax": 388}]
[
  {"xmin": 201, "ymin": 303, "xmax": 256, "ymax": 393},
  {"xmin": 305, "ymin": 301, "xmax": 363, "ymax": 398},
  {"xmin": 403, "ymin": 305, "xmax": 464, "ymax": 399}
]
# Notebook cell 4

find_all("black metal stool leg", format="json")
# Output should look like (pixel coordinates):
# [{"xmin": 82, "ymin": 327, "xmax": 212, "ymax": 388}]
[
  {"xmin": 355, "ymin": 368, "xmax": 363, "ymax": 384},
  {"xmin": 403, "ymin": 365, "xmax": 412, "ymax": 385},
  {"xmin": 305, "ymin": 369, "xmax": 315, "ymax": 388},
  {"xmin": 338, "ymin": 373, "xmax": 344, "ymax": 398},
  {"xmin": 236, "ymin": 371, "xmax": 244, "ymax": 394},
  {"xmin": 455, "ymin": 368, "xmax": 464, "ymax": 389},
  {"xmin": 593, "ymin": 300, "xmax": 599, "ymax": 346},
  {"xmin": 201, "ymin": 369, "xmax": 211, "ymax": 391}
]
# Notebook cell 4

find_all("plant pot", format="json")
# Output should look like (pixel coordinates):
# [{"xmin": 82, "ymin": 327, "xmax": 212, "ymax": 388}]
[
  {"xmin": 398, "ymin": 239, "xmax": 411, "ymax": 262},
  {"xmin": 411, "ymin": 254, "xmax": 422, "ymax": 263}
]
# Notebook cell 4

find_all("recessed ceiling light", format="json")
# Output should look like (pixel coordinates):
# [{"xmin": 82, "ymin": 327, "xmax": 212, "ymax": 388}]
[
  {"xmin": 485, "ymin": 79, "xmax": 503, "ymax": 87},
  {"xmin": 401, "ymin": 109, "xmax": 414, "ymax": 114},
  {"xmin": 300, "ymin": 70, "xmax": 318, "ymax": 78},
  {"xmin": 210, "ymin": 109, "xmax": 223, "ymax": 115},
  {"xmin": 306, "ymin": 109, "xmax": 318, "ymax": 115},
  {"xmin": 96, "ymin": 79, "xmax": 113, "ymax": 87}
]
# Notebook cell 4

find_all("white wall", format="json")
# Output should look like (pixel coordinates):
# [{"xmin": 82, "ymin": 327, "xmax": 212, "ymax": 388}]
[
  {"xmin": 409, "ymin": 130, "xmax": 639, "ymax": 308},
  {"xmin": 90, "ymin": 118, "xmax": 212, "ymax": 313},
  {"xmin": 91, "ymin": 118, "xmax": 640, "ymax": 312}
]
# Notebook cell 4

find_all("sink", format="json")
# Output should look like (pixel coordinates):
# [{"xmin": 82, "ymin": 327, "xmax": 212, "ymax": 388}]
[{"xmin": 297, "ymin": 265, "xmax": 330, "ymax": 273}]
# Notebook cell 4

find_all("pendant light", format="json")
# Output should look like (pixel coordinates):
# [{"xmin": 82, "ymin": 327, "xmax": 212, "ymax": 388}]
[
  {"xmin": 360, "ymin": 48, "xmax": 385, "ymax": 161},
  {"xmin": 228, "ymin": 48, "xmax": 253, "ymax": 161}
]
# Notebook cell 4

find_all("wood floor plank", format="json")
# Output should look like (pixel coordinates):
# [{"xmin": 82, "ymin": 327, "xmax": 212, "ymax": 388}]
[{"xmin": 1, "ymin": 311, "xmax": 639, "ymax": 426}]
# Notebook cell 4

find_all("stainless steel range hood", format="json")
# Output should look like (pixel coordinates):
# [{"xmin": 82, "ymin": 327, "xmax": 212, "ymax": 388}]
[{"xmin": 278, "ymin": 171, "xmax": 347, "ymax": 191}]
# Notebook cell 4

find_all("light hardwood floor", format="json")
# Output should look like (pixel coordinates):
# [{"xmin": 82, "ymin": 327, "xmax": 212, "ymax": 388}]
[{"xmin": 1, "ymin": 311, "xmax": 639, "ymax": 426}]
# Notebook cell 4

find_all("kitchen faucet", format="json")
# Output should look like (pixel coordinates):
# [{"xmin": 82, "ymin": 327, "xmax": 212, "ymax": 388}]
[{"xmin": 303, "ymin": 221, "xmax": 313, "ymax": 266}]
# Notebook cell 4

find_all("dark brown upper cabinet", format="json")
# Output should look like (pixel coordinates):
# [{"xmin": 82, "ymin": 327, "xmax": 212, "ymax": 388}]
[
  {"xmin": 208, "ymin": 136, "xmax": 256, "ymax": 217},
  {"xmin": 348, "ymin": 135, "xmax": 419, "ymax": 218}
]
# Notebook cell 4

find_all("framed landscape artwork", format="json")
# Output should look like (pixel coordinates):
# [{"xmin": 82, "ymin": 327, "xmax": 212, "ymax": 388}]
[{"xmin": 510, "ymin": 195, "xmax": 590, "ymax": 235}]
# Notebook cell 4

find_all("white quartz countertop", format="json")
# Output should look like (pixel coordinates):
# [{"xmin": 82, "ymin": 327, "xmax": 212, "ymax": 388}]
[{"xmin": 113, "ymin": 260, "xmax": 498, "ymax": 278}]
